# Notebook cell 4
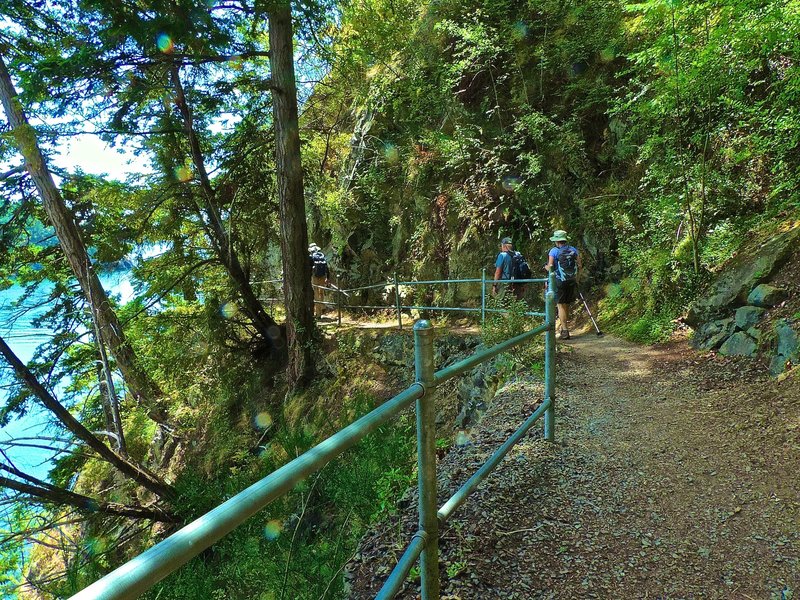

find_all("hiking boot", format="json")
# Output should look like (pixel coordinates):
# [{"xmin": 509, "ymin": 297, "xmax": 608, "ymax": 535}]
[{"xmin": 559, "ymin": 330, "xmax": 571, "ymax": 340}]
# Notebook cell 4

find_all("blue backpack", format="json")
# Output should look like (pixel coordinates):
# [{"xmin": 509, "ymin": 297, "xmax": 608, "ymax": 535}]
[
  {"xmin": 556, "ymin": 246, "xmax": 578, "ymax": 281},
  {"xmin": 507, "ymin": 251, "xmax": 532, "ymax": 281}
]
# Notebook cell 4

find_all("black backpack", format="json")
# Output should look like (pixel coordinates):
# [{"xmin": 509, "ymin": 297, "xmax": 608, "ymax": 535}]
[
  {"xmin": 311, "ymin": 251, "xmax": 328, "ymax": 277},
  {"xmin": 507, "ymin": 250, "xmax": 532, "ymax": 281},
  {"xmin": 556, "ymin": 246, "xmax": 578, "ymax": 281}
]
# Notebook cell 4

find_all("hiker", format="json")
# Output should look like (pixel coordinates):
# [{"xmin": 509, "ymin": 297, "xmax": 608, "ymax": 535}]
[
  {"xmin": 545, "ymin": 229, "xmax": 580, "ymax": 339},
  {"xmin": 491, "ymin": 237, "xmax": 529, "ymax": 301},
  {"xmin": 308, "ymin": 243, "xmax": 330, "ymax": 317}
]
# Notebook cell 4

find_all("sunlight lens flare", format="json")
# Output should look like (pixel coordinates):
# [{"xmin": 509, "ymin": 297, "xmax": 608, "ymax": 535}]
[
  {"xmin": 156, "ymin": 33, "xmax": 174, "ymax": 54},
  {"xmin": 220, "ymin": 302, "xmax": 238, "ymax": 319},
  {"xmin": 83, "ymin": 537, "xmax": 107, "ymax": 557},
  {"xmin": 264, "ymin": 520, "xmax": 283, "ymax": 541},
  {"xmin": 455, "ymin": 430, "xmax": 472, "ymax": 447},
  {"xmin": 254, "ymin": 412, "xmax": 273, "ymax": 430},
  {"xmin": 174, "ymin": 165, "xmax": 192, "ymax": 182},
  {"xmin": 501, "ymin": 175, "xmax": 521, "ymax": 192},
  {"xmin": 600, "ymin": 46, "xmax": 616, "ymax": 63},
  {"xmin": 384, "ymin": 143, "xmax": 400, "ymax": 165}
]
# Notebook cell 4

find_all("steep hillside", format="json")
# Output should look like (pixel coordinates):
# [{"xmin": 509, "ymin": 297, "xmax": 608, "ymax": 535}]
[{"xmin": 306, "ymin": 0, "xmax": 800, "ymax": 339}]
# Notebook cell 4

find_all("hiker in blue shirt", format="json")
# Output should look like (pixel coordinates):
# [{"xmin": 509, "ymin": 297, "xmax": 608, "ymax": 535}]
[
  {"xmin": 545, "ymin": 230, "xmax": 580, "ymax": 339},
  {"xmin": 492, "ymin": 237, "xmax": 525, "ymax": 300}
]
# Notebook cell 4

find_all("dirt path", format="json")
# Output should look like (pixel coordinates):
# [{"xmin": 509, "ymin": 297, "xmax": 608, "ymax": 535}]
[{"xmin": 348, "ymin": 332, "xmax": 800, "ymax": 599}]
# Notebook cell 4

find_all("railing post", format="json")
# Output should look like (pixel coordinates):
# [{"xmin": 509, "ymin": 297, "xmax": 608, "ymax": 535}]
[
  {"xmin": 337, "ymin": 287, "xmax": 342, "ymax": 327},
  {"xmin": 414, "ymin": 320, "xmax": 439, "ymax": 599},
  {"xmin": 394, "ymin": 272, "xmax": 403, "ymax": 330},
  {"xmin": 544, "ymin": 271, "xmax": 556, "ymax": 442},
  {"xmin": 481, "ymin": 268, "xmax": 486, "ymax": 327}
]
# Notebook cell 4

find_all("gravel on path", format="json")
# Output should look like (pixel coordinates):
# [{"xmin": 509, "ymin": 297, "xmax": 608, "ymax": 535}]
[{"xmin": 347, "ymin": 332, "xmax": 800, "ymax": 599}]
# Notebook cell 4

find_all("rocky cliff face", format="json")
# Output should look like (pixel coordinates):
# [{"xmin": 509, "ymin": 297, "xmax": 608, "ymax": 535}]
[
  {"xmin": 688, "ymin": 224, "xmax": 800, "ymax": 376},
  {"xmin": 686, "ymin": 226, "xmax": 800, "ymax": 325}
]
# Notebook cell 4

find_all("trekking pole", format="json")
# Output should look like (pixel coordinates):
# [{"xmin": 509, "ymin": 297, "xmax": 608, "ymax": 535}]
[
  {"xmin": 578, "ymin": 291, "xmax": 603, "ymax": 336},
  {"xmin": 337, "ymin": 287, "xmax": 342, "ymax": 327}
]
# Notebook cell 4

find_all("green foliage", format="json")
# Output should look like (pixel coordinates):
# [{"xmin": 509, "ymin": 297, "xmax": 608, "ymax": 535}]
[
  {"xmin": 140, "ymin": 392, "xmax": 415, "ymax": 600},
  {"xmin": 481, "ymin": 295, "xmax": 543, "ymax": 369},
  {"xmin": 4, "ymin": 0, "xmax": 800, "ymax": 595},
  {"xmin": 0, "ymin": 508, "xmax": 26, "ymax": 599},
  {"xmin": 335, "ymin": 329, "xmax": 366, "ymax": 359},
  {"xmin": 446, "ymin": 559, "xmax": 467, "ymax": 578},
  {"xmin": 620, "ymin": 314, "xmax": 676, "ymax": 345}
]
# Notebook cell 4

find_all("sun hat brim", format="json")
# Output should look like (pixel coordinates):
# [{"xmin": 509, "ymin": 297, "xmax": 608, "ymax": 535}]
[{"xmin": 549, "ymin": 231, "xmax": 568, "ymax": 242}]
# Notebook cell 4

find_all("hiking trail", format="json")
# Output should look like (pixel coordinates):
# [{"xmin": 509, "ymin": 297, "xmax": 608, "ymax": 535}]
[{"xmin": 347, "ymin": 331, "xmax": 800, "ymax": 599}]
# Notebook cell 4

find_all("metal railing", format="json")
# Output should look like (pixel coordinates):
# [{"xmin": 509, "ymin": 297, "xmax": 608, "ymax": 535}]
[
  {"xmin": 257, "ymin": 269, "xmax": 550, "ymax": 329},
  {"xmin": 70, "ymin": 272, "xmax": 558, "ymax": 600}
]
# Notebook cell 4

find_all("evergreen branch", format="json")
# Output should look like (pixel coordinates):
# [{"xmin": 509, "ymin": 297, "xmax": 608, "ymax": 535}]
[
  {"xmin": 0, "ymin": 468, "xmax": 176, "ymax": 522},
  {"xmin": 169, "ymin": 51, "xmax": 272, "ymax": 65},
  {"xmin": 120, "ymin": 258, "xmax": 216, "ymax": 325},
  {"xmin": 0, "ymin": 335, "xmax": 176, "ymax": 500},
  {"xmin": 0, "ymin": 165, "xmax": 24, "ymax": 180}
]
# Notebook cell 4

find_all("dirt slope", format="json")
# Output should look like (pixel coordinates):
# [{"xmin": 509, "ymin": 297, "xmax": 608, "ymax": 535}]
[{"xmin": 347, "ymin": 332, "xmax": 800, "ymax": 599}]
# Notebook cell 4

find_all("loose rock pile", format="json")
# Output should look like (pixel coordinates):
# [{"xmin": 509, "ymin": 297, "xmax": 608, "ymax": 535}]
[
  {"xmin": 684, "ymin": 225, "xmax": 800, "ymax": 375},
  {"xmin": 691, "ymin": 282, "xmax": 799, "ymax": 375}
]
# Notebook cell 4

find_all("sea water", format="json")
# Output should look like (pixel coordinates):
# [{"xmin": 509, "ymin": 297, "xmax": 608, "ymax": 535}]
[{"xmin": 0, "ymin": 272, "xmax": 135, "ymax": 478}]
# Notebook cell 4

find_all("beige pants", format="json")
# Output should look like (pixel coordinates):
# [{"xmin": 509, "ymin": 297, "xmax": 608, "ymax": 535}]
[{"xmin": 312, "ymin": 275, "xmax": 326, "ymax": 316}]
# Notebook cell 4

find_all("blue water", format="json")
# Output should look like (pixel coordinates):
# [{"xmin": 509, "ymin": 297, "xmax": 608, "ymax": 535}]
[
  {"xmin": 0, "ymin": 273, "xmax": 135, "ymax": 480},
  {"xmin": 0, "ymin": 261, "xmax": 145, "ymax": 599}
]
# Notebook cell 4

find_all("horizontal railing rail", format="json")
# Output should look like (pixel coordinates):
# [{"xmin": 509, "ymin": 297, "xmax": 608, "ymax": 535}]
[
  {"xmin": 259, "ymin": 269, "xmax": 551, "ymax": 328},
  {"xmin": 70, "ymin": 385, "xmax": 426, "ymax": 600},
  {"xmin": 70, "ymin": 272, "xmax": 557, "ymax": 600}
]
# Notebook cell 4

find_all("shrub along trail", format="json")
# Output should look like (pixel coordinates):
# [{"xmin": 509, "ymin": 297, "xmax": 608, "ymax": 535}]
[{"xmin": 347, "ymin": 331, "xmax": 800, "ymax": 599}]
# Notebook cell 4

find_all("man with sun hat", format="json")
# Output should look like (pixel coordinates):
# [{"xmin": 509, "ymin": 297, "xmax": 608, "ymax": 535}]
[{"xmin": 545, "ymin": 230, "xmax": 580, "ymax": 339}]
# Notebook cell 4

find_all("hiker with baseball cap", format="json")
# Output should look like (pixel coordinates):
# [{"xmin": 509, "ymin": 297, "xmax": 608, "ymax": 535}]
[
  {"xmin": 492, "ymin": 237, "xmax": 531, "ymax": 301},
  {"xmin": 545, "ymin": 230, "xmax": 580, "ymax": 339},
  {"xmin": 308, "ymin": 243, "xmax": 330, "ymax": 317}
]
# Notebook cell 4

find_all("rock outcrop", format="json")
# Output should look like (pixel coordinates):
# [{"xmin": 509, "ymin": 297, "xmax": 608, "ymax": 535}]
[
  {"xmin": 747, "ymin": 284, "xmax": 787, "ymax": 308},
  {"xmin": 770, "ymin": 319, "xmax": 800, "ymax": 376},
  {"xmin": 691, "ymin": 284, "xmax": 800, "ymax": 375},
  {"xmin": 686, "ymin": 227, "xmax": 800, "ymax": 325},
  {"xmin": 719, "ymin": 331, "xmax": 758, "ymax": 357}
]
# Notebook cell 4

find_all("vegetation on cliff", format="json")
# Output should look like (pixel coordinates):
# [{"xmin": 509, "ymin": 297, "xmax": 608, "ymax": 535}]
[{"xmin": 0, "ymin": 0, "xmax": 798, "ymax": 597}]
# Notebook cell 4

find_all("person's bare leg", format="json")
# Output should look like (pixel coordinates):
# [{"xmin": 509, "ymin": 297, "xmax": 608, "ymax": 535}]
[{"xmin": 557, "ymin": 303, "xmax": 570, "ymax": 336}]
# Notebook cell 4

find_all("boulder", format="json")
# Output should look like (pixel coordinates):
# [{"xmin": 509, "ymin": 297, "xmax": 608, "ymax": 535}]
[
  {"xmin": 775, "ymin": 319, "xmax": 800, "ymax": 360},
  {"xmin": 686, "ymin": 226, "xmax": 800, "ymax": 325},
  {"xmin": 691, "ymin": 318, "xmax": 735, "ymax": 350},
  {"xmin": 770, "ymin": 355, "xmax": 790, "ymax": 376},
  {"xmin": 746, "ymin": 284, "xmax": 787, "ymax": 308},
  {"xmin": 719, "ymin": 332, "xmax": 758, "ymax": 357},
  {"xmin": 746, "ymin": 327, "xmax": 762, "ymax": 342},
  {"xmin": 768, "ymin": 319, "xmax": 799, "ymax": 376},
  {"xmin": 734, "ymin": 305, "xmax": 766, "ymax": 330}
]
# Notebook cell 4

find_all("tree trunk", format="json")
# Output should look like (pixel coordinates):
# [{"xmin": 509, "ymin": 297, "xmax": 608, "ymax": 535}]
[
  {"xmin": 0, "ymin": 54, "xmax": 167, "ymax": 420},
  {"xmin": 169, "ymin": 65, "xmax": 281, "ymax": 346},
  {"xmin": 0, "ymin": 473, "xmax": 177, "ymax": 523},
  {"xmin": 0, "ymin": 335, "xmax": 175, "ymax": 501},
  {"xmin": 269, "ymin": 3, "xmax": 316, "ymax": 388},
  {"xmin": 95, "ymin": 338, "xmax": 128, "ymax": 458}
]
